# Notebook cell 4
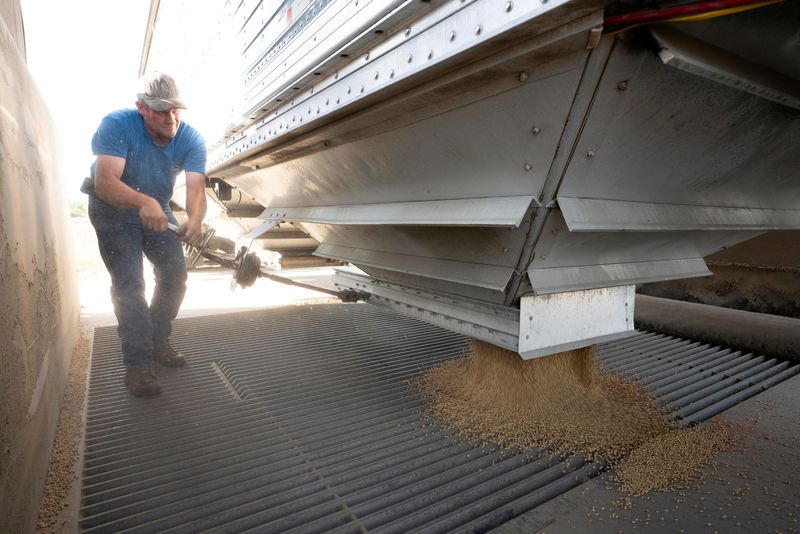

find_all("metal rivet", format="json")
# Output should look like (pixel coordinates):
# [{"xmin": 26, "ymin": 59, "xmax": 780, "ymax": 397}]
[
  {"xmin": 502, "ymin": 247, "xmax": 508, "ymax": 253},
  {"xmin": 404, "ymin": 27, "xmax": 411, "ymax": 37},
  {"xmin": 519, "ymin": 72, "xmax": 529, "ymax": 82},
  {"xmin": 427, "ymin": 49, "xmax": 433, "ymax": 59},
  {"xmin": 617, "ymin": 80, "xmax": 629, "ymax": 91},
  {"xmin": 505, "ymin": 1, "xmax": 513, "ymax": 12},
  {"xmin": 532, "ymin": 126, "xmax": 541, "ymax": 135},
  {"xmin": 587, "ymin": 150, "xmax": 596, "ymax": 158},
  {"xmin": 407, "ymin": 53, "xmax": 413, "ymax": 63},
  {"xmin": 449, "ymin": 31, "xmax": 456, "ymax": 41},
  {"xmin": 475, "ymin": 25, "xmax": 482, "ymax": 35},
  {"xmin": 374, "ymin": 71, "xmax": 379, "ymax": 80},
  {"xmin": 524, "ymin": 163, "xmax": 533, "ymax": 172},
  {"xmin": 364, "ymin": 53, "xmax": 370, "ymax": 61},
  {"xmin": 390, "ymin": 69, "xmax": 395, "ymax": 79}
]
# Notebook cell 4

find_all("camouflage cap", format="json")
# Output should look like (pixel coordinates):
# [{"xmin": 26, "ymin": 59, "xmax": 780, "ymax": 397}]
[{"xmin": 137, "ymin": 72, "xmax": 187, "ymax": 111}]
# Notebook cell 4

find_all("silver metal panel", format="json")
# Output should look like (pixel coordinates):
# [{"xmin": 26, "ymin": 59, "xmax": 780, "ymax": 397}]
[
  {"xmin": 503, "ymin": 36, "xmax": 615, "ymax": 306},
  {"xmin": 258, "ymin": 195, "xmax": 537, "ymax": 226},
  {"xmin": 236, "ymin": 0, "xmax": 463, "ymax": 111},
  {"xmin": 291, "ymin": 217, "xmax": 532, "ymax": 293},
  {"xmin": 336, "ymin": 274, "xmax": 637, "ymax": 359},
  {"xmin": 557, "ymin": 197, "xmax": 800, "ymax": 232},
  {"xmin": 219, "ymin": 60, "xmax": 584, "ymax": 208},
  {"xmin": 195, "ymin": 7, "xmax": 601, "ymax": 306},
  {"xmin": 240, "ymin": 219, "xmax": 281, "ymax": 244},
  {"xmin": 357, "ymin": 265, "xmax": 512, "ymax": 306},
  {"xmin": 519, "ymin": 285, "xmax": 636, "ymax": 359},
  {"xmin": 531, "ymin": 209, "xmax": 761, "ymax": 268},
  {"xmin": 145, "ymin": 0, "xmax": 800, "ymax": 361},
  {"xmin": 334, "ymin": 271, "xmax": 519, "ymax": 350},
  {"xmin": 557, "ymin": 38, "xmax": 800, "ymax": 212},
  {"xmin": 299, "ymin": 221, "xmax": 530, "ymax": 267},
  {"xmin": 660, "ymin": 1, "xmax": 800, "ymax": 83},
  {"xmin": 652, "ymin": 27, "xmax": 800, "ymax": 111},
  {"xmin": 234, "ymin": 0, "xmax": 429, "ymax": 122},
  {"xmin": 318, "ymin": 243, "xmax": 513, "ymax": 291},
  {"xmin": 529, "ymin": 258, "xmax": 711, "ymax": 295},
  {"xmin": 210, "ymin": 0, "xmax": 603, "ymax": 170},
  {"xmin": 526, "ymin": 210, "xmax": 762, "ymax": 294}
]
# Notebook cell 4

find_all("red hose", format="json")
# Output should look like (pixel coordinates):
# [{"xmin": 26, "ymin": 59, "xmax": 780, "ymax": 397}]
[{"xmin": 604, "ymin": 0, "xmax": 768, "ymax": 27}]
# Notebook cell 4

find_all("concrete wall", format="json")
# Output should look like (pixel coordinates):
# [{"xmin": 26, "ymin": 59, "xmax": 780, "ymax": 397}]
[
  {"xmin": 0, "ymin": 4, "xmax": 80, "ymax": 532},
  {"xmin": 0, "ymin": 0, "xmax": 25, "ymax": 58}
]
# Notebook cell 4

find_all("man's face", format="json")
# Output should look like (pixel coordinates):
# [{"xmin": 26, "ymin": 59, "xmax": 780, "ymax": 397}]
[{"xmin": 136, "ymin": 101, "xmax": 181, "ymax": 144}]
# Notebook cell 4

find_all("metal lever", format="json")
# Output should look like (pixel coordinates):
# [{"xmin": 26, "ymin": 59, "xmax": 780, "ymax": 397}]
[
  {"xmin": 167, "ymin": 222, "xmax": 183, "ymax": 234},
  {"xmin": 189, "ymin": 228, "xmax": 216, "ymax": 268}
]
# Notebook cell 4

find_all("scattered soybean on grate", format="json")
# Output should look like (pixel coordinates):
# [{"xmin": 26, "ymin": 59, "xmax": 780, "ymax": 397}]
[{"xmin": 414, "ymin": 339, "xmax": 742, "ymax": 497}]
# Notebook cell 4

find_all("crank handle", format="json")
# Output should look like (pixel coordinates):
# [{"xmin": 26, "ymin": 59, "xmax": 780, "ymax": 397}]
[{"xmin": 167, "ymin": 222, "xmax": 184, "ymax": 235}]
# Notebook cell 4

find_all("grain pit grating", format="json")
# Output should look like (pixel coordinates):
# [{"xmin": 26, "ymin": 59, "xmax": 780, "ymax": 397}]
[{"xmin": 80, "ymin": 303, "xmax": 799, "ymax": 532}]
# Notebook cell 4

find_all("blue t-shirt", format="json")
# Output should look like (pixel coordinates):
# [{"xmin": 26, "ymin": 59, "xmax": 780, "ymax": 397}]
[{"xmin": 91, "ymin": 108, "xmax": 206, "ymax": 208}]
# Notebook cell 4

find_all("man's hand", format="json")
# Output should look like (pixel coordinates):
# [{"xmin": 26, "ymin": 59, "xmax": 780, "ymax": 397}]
[
  {"xmin": 178, "ymin": 218, "xmax": 205, "ymax": 247},
  {"xmin": 182, "ymin": 170, "xmax": 208, "ymax": 248},
  {"xmin": 139, "ymin": 196, "xmax": 169, "ymax": 232},
  {"xmin": 96, "ymin": 155, "xmax": 169, "ymax": 232}
]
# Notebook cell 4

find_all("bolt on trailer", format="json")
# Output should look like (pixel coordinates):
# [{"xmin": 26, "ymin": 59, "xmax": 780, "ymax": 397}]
[{"xmin": 146, "ymin": 0, "xmax": 800, "ymax": 359}]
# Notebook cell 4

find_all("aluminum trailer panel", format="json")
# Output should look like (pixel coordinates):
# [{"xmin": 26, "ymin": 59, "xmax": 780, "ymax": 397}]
[{"xmin": 143, "ymin": 0, "xmax": 800, "ymax": 357}]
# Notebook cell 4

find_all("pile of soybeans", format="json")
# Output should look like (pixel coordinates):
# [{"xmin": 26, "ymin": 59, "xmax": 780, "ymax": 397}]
[{"xmin": 414, "ymin": 339, "xmax": 732, "ymax": 494}]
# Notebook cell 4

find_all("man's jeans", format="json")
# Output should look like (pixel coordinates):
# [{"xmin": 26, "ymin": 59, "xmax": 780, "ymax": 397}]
[{"xmin": 89, "ymin": 196, "xmax": 187, "ymax": 369}]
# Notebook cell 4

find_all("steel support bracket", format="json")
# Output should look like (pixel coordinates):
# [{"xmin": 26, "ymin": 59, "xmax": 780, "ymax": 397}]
[
  {"xmin": 333, "ymin": 270, "xmax": 520, "ymax": 352},
  {"xmin": 335, "ymin": 273, "xmax": 638, "ymax": 359},
  {"xmin": 518, "ymin": 285, "xmax": 637, "ymax": 359}
]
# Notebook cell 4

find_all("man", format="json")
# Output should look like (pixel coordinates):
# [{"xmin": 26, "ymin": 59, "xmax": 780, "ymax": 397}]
[{"xmin": 83, "ymin": 72, "xmax": 207, "ymax": 397}]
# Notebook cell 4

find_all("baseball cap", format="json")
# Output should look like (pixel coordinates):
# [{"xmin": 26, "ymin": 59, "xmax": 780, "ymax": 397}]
[{"xmin": 137, "ymin": 72, "xmax": 187, "ymax": 111}]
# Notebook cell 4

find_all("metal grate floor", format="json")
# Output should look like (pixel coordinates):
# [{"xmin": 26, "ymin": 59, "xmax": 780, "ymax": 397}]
[{"xmin": 80, "ymin": 303, "xmax": 800, "ymax": 532}]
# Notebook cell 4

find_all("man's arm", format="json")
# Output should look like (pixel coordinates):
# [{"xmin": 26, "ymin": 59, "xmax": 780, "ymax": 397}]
[
  {"xmin": 94, "ymin": 154, "xmax": 168, "ymax": 232},
  {"xmin": 179, "ymin": 171, "xmax": 207, "ymax": 247}
]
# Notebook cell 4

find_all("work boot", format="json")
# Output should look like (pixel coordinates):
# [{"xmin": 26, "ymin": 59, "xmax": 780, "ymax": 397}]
[
  {"xmin": 153, "ymin": 342, "xmax": 188, "ymax": 368},
  {"xmin": 125, "ymin": 367, "xmax": 162, "ymax": 397}
]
